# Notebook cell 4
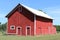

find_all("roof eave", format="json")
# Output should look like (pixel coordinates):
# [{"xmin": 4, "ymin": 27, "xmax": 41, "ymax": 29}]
[{"xmin": 5, "ymin": 3, "xmax": 21, "ymax": 18}]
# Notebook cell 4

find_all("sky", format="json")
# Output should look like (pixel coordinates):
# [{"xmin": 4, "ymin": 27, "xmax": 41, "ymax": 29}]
[{"xmin": 0, "ymin": 0, "xmax": 60, "ymax": 25}]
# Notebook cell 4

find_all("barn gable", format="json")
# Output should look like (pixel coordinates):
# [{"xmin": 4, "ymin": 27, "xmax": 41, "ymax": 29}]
[{"xmin": 6, "ymin": 4, "xmax": 53, "ymax": 20}]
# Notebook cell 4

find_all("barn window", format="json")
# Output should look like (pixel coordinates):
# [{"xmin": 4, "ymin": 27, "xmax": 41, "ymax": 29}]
[
  {"xmin": 27, "ymin": 27, "xmax": 30, "ymax": 29},
  {"xmin": 26, "ymin": 26, "xmax": 31, "ymax": 30},
  {"xmin": 18, "ymin": 6, "xmax": 22, "ymax": 12},
  {"xmin": 10, "ymin": 25, "xmax": 15, "ymax": 30}
]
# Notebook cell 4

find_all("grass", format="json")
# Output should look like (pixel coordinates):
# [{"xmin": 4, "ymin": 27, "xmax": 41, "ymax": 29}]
[{"xmin": 0, "ymin": 31, "xmax": 60, "ymax": 40}]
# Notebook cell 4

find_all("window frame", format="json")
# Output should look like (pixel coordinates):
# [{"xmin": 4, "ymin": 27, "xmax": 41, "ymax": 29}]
[{"xmin": 10, "ymin": 25, "xmax": 15, "ymax": 30}]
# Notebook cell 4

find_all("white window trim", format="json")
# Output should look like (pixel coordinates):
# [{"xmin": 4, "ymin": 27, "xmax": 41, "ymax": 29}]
[
  {"xmin": 6, "ymin": 19, "xmax": 16, "ymax": 34},
  {"xmin": 16, "ymin": 26, "xmax": 22, "ymax": 35},
  {"xmin": 10, "ymin": 25, "xmax": 15, "ymax": 30},
  {"xmin": 26, "ymin": 26, "xmax": 31, "ymax": 36}
]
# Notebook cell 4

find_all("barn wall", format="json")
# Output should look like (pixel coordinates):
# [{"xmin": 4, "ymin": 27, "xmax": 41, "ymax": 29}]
[
  {"xmin": 36, "ymin": 16, "xmax": 54, "ymax": 35},
  {"xmin": 7, "ymin": 7, "xmax": 34, "ymax": 35}
]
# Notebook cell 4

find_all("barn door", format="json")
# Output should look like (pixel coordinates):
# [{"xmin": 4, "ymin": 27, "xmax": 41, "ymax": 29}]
[
  {"xmin": 26, "ymin": 26, "xmax": 31, "ymax": 35},
  {"xmin": 17, "ymin": 27, "xmax": 22, "ymax": 35}
]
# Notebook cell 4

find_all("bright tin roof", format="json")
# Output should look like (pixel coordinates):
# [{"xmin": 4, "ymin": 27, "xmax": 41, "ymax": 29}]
[{"xmin": 21, "ymin": 4, "xmax": 53, "ymax": 19}]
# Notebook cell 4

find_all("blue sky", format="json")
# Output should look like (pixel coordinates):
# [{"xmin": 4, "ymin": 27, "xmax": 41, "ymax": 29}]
[{"xmin": 0, "ymin": 0, "xmax": 60, "ymax": 25}]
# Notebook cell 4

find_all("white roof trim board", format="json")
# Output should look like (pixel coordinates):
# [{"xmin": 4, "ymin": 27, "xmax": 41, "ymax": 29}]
[{"xmin": 21, "ymin": 4, "xmax": 53, "ymax": 19}]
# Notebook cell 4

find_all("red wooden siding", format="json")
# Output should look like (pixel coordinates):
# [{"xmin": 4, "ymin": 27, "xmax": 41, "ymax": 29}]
[
  {"xmin": 7, "ymin": 7, "xmax": 34, "ymax": 35},
  {"xmin": 36, "ymin": 16, "xmax": 55, "ymax": 35}
]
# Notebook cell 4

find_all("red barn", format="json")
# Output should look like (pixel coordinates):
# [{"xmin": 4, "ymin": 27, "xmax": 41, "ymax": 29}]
[{"xmin": 6, "ymin": 4, "xmax": 56, "ymax": 36}]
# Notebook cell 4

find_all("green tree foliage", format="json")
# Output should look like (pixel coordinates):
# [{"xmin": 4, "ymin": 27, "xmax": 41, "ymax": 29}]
[
  {"xmin": 0, "ymin": 23, "xmax": 7, "ymax": 31},
  {"xmin": 54, "ymin": 25, "xmax": 60, "ymax": 33},
  {"xmin": 55, "ymin": 25, "xmax": 60, "ymax": 31}
]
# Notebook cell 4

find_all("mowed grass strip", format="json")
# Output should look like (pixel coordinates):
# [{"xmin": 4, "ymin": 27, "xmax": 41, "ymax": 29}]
[{"xmin": 0, "ymin": 32, "xmax": 60, "ymax": 40}]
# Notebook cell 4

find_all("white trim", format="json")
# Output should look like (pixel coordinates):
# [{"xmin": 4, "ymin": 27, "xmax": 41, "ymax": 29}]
[
  {"xmin": 6, "ymin": 18, "xmax": 9, "ymax": 34},
  {"xmin": 16, "ymin": 26, "xmax": 22, "ymax": 35},
  {"xmin": 26, "ymin": 26, "xmax": 31, "ymax": 36},
  {"xmin": 6, "ymin": 18, "xmax": 16, "ymax": 34},
  {"xmin": 26, "ymin": 26, "xmax": 27, "ymax": 36},
  {"xmin": 34, "ymin": 15, "xmax": 36, "ymax": 35},
  {"xmin": 10, "ymin": 25, "xmax": 15, "ymax": 30}
]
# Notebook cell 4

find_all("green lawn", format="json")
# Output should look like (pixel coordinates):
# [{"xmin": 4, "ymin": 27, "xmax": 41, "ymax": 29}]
[{"xmin": 0, "ymin": 32, "xmax": 60, "ymax": 40}]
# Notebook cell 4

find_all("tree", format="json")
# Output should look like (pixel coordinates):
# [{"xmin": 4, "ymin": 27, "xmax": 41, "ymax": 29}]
[
  {"xmin": 0, "ymin": 22, "xmax": 7, "ymax": 31},
  {"xmin": 2, "ymin": 23, "xmax": 7, "ymax": 31},
  {"xmin": 54, "ymin": 25, "xmax": 60, "ymax": 33}
]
